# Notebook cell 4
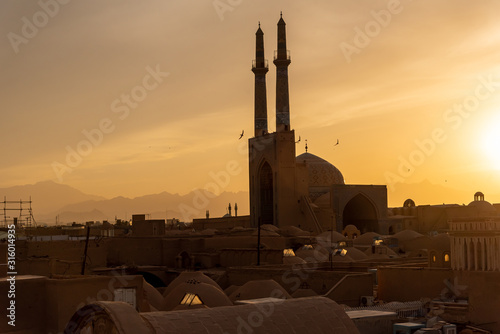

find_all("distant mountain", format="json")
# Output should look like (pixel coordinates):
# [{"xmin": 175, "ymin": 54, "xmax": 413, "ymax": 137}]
[
  {"xmin": 39, "ymin": 190, "xmax": 249, "ymax": 225},
  {"xmin": 0, "ymin": 181, "xmax": 106, "ymax": 215}
]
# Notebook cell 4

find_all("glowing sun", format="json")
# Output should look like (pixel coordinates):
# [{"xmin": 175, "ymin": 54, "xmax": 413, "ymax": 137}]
[{"xmin": 480, "ymin": 119, "xmax": 500, "ymax": 170}]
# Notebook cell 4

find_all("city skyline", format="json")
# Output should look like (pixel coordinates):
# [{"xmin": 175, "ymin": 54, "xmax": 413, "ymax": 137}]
[{"xmin": 2, "ymin": 0, "xmax": 500, "ymax": 206}]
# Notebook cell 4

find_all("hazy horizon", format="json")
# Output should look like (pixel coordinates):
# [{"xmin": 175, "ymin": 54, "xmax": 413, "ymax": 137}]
[{"xmin": 2, "ymin": 1, "xmax": 500, "ymax": 204}]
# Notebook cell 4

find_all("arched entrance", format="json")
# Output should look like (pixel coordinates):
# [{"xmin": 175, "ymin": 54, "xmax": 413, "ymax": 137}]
[
  {"xmin": 259, "ymin": 161, "xmax": 274, "ymax": 225},
  {"xmin": 342, "ymin": 194, "xmax": 378, "ymax": 233}
]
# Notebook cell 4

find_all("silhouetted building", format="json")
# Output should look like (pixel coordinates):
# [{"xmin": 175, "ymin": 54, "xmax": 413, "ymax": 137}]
[{"xmin": 248, "ymin": 15, "xmax": 388, "ymax": 234}]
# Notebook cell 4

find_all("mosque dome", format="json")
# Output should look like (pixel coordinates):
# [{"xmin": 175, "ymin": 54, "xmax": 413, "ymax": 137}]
[{"xmin": 296, "ymin": 152, "xmax": 344, "ymax": 200}]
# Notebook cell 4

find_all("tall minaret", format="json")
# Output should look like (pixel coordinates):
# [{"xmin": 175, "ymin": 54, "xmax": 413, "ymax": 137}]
[
  {"xmin": 252, "ymin": 23, "xmax": 269, "ymax": 137},
  {"xmin": 274, "ymin": 12, "xmax": 291, "ymax": 132}
]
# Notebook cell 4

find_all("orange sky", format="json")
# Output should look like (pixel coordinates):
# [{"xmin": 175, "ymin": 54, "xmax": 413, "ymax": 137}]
[{"xmin": 2, "ymin": 0, "xmax": 500, "ymax": 206}]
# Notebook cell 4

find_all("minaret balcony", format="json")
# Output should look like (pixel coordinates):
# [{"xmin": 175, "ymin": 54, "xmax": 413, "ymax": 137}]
[
  {"xmin": 273, "ymin": 50, "xmax": 291, "ymax": 61},
  {"xmin": 252, "ymin": 59, "xmax": 269, "ymax": 70}
]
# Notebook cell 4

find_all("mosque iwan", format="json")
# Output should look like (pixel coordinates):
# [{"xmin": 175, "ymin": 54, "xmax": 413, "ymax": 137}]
[{"xmin": 2, "ymin": 14, "xmax": 500, "ymax": 334}]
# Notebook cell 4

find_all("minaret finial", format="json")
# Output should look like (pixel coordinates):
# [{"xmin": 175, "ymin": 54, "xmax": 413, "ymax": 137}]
[
  {"xmin": 280, "ymin": 11, "xmax": 282, "ymax": 18},
  {"xmin": 258, "ymin": 21, "xmax": 260, "ymax": 28},
  {"xmin": 305, "ymin": 139, "xmax": 308, "ymax": 153}
]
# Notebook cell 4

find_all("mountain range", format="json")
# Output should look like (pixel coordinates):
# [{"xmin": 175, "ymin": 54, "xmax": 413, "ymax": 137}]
[
  {"xmin": 0, "ymin": 180, "xmax": 497, "ymax": 225},
  {"xmin": 0, "ymin": 181, "xmax": 248, "ymax": 225}
]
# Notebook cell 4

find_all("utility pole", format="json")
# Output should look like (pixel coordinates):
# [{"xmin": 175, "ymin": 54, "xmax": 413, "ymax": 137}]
[{"xmin": 81, "ymin": 226, "xmax": 90, "ymax": 275}]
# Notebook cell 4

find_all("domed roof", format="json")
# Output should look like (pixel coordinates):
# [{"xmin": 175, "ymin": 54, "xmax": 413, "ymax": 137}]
[
  {"xmin": 353, "ymin": 232, "xmax": 381, "ymax": 245},
  {"xmin": 70, "ymin": 298, "xmax": 360, "ymax": 334},
  {"xmin": 315, "ymin": 231, "xmax": 347, "ymax": 248},
  {"xmin": 279, "ymin": 225, "xmax": 310, "ymax": 237},
  {"xmin": 228, "ymin": 279, "xmax": 292, "ymax": 302},
  {"xmin": 393, "ymin": 229, "xmax": 424, "ymax": 242},
  {"xmin": 162, "ymin": 271, "xmax": 222, "ymax": 298},
  {"xmin": 344, "ymin": 247, "xmax": 368, "ymax": 261},
  {"xmin": 468, "ymin": 199, "xmax": 496, "ymax": 214},
  {"xmin": 296, "ymin": 152, "xmax": 344, "ymax": 187},
  {"xmin": 142, "ymin": 279, "xmax": 165, "ymax": 311}
]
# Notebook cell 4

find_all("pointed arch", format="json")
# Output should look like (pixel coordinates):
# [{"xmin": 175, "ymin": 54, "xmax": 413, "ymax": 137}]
[
  {"xmin": 258, "ymin": 160, "xmax": 274, "ymax": 225},
  {"xmin": 342, "ymin": 193, "xmax": 378, "ymax": 233}
]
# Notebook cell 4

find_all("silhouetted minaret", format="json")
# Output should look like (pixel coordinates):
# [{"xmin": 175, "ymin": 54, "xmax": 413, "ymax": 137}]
[
  {"xmin": 274, "ymin": 12, "xmax": 291, "ymax": 132},
  {"xmin": 252, "ymin": 22, "xmax": 269, "ymax": 137}
]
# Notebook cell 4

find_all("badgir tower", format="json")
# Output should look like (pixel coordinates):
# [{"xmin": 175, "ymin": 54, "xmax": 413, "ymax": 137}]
[{"xmin": 248, "ymin": 15, "xmax": 389, "ymax": 234}]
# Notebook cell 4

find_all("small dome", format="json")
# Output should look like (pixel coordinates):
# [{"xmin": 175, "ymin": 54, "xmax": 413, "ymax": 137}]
[
  {"xmin": 469, "ymin": 192, "xmax": 496, "ymax": 214},
  {"xmin": 468, "ymin": 199, "xmax": 496, "ymax": 214},
  {"xmin": 393, "ymin": 229, "xmax": 424, "ymax": 242},
  {"xmin": 295, "ymin": 245, "xmax": 329, "ymax": 262},
  {"xmin": 403, "ymin": 199, "xmax": 416, "ymax": 207}
]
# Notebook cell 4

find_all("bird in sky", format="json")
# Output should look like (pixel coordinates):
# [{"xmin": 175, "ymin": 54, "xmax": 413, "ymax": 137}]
[
  {"xmin": 239, "ymin": 130, "xmax": 244, "ymax": 139},
  {"xmin": 334, "ymin": 139, "xmax": 339, "ymax": 146},
  {"xmin": 295, "ymin": 136, "xmax": 301, "ymax": 143}
]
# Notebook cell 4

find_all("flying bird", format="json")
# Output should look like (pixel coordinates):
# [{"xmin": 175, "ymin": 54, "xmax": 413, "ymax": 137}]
[
  {"xmin": 334, "ymin": 139, "xmax": 339, "ymax": 146},
  {"xmin": 295, "ymin": 136, "xmax": 301, "ymax": 143},
  {"xmin": 239, "ymin": 130, "xmax": 244, "ymax": 139}
]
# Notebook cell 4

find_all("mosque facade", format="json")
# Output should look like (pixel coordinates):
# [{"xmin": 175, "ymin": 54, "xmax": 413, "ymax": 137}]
[{"xmin": 248, "ymin": 15, "xmax": 388, "ymax": 234}]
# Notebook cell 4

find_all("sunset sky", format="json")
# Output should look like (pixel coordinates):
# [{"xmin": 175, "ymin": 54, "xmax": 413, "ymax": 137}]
[{"xmin": 2, "ymin": 0, "xmax": 500, "ymax": 206}]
